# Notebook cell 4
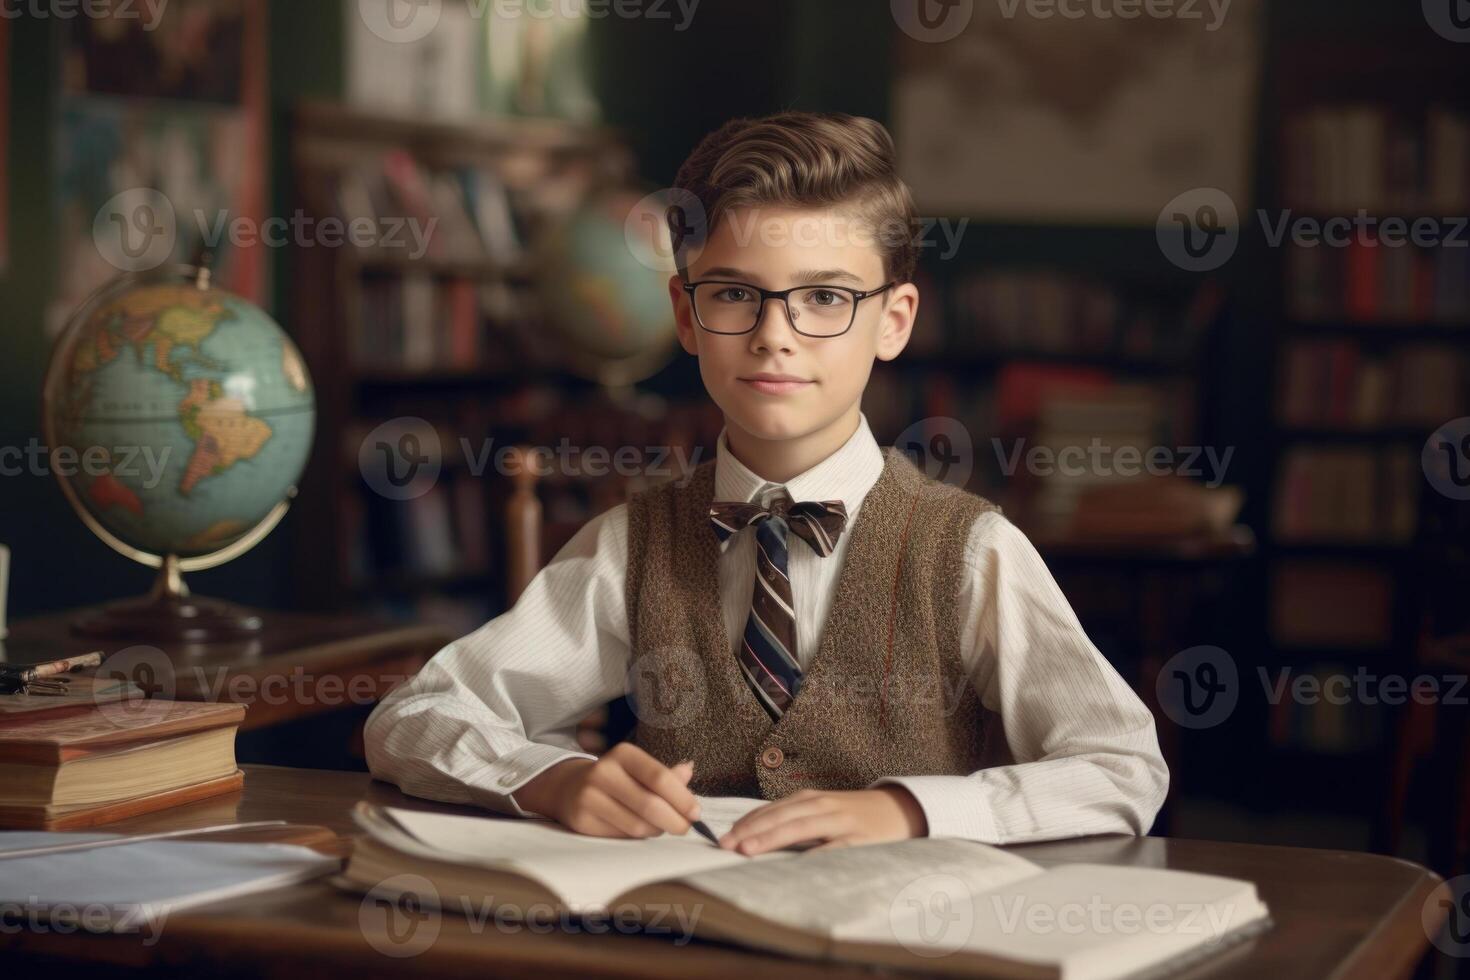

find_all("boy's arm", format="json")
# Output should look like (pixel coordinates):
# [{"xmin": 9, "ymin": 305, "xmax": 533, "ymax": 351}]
[
  {"xmin": 364, "ymin": 504, "xmax": 632, "ymax": 818},
  {"xmin": 871, "ymin": 511, "xmax": 1171, "ymax": 844}
]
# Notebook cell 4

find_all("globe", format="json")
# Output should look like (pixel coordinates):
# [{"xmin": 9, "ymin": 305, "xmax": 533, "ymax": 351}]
[
  {"xmin": 42, "ymin": 267, "xmax": 315, "ymax": 639},
  {"xmin": 534, "ymin": 187, "xmax": 679, "ymax": 385}
]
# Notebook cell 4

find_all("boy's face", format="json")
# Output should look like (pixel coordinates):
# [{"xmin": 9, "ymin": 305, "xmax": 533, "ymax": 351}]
[{"xmin": 669, "ymin": 205, "xmax": 917, "ymax": 447}]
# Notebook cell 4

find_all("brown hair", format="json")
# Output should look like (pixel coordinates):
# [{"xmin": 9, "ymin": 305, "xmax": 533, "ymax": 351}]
[{"xmin": 669, "ymin": 111, "xmax": 920, "ymax": 284}]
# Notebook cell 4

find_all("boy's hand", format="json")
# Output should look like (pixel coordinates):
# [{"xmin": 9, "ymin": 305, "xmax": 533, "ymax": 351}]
[
  {"xmin": 718, "ymin": 787, "xmax": 927, "ymax": 855},
  {"xmin": 514, "ymin": 743, "xmax": 703, "ymax": 838}
]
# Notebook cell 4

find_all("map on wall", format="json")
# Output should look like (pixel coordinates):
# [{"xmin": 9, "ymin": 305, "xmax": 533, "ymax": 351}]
[
  {"xmin": 892, "ymin": 0, "xmax": 1263, "ymax": 224},
  {"xmin": 49, "ymin": 0, "xmax": 267, "ymax": 336}
]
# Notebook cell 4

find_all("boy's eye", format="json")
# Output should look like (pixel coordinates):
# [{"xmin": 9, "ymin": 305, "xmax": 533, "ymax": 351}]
[
  {"xmin": 796, "ymin": 288, "xmax": 852, "ymax": 310},
  {"xmin": 715, "ymin": 287, "xmax": 755, "ymax": 303}
]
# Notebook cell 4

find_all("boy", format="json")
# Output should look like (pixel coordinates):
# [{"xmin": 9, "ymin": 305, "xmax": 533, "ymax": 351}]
[{"xmin": 365, "ymin": 111, "xmax": 1168, "ymax": 856}]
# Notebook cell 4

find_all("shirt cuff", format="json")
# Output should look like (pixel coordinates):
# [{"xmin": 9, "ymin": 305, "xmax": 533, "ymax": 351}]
[
  {"xmin": 461, "ymin": 742, "xmax": 597, "ymax": 818},
  {"xmin": 870, "ymin": 775, "xmax": 998, "ymax": 843}
]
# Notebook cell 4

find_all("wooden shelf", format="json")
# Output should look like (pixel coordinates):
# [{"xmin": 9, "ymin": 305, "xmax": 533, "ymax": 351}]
[
  {"xmin": 1270, "ymin": 541, "xmax": 1415, "ymax": 560},
  {"xmin": 352, "ymin": 366, "xmax": 574, "ymax": 388},
  {"xmin": 888, "ymin": 350, "xmax": 1193, "ymax": 376},
  {"xmin": 353, "ymin": 254, "xmax": 535, "ymax": 282},
  {"xmin": 1275, "ymin": 426, "xmax": 1432, "ymax": 444},
  {"xmin": 1285, "ymin": 320, "xmax": 1470, "ymax": 341}
]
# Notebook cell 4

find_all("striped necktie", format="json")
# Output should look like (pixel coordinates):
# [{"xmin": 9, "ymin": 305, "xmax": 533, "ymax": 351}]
[{"xmin": 708, "ymin": 494, "xmax": 849, "ymax": 719}]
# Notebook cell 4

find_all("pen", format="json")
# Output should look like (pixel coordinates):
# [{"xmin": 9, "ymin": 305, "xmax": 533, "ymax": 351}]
[
  {"xmin": 0, "ymin": 652, "xmax": 104, "ymax": 685},
  {"xmin": 690, "ymin": 819, "xmax": 720, "ymax": 846}
]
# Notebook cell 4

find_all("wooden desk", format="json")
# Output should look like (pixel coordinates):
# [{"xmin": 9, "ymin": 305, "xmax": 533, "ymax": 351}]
[
  {"xmin": 0, "ymin": 765, "xmax": 1449, "ymax": 979},
  {"xmin": 0, "ymin": 612, "xmax": 453, "ymax": 733}
]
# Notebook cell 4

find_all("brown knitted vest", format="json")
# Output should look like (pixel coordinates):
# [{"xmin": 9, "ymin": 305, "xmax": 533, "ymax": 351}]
[{"xmin": 626, "ymin": 445, "xmax": 1001, "ymax": 799}]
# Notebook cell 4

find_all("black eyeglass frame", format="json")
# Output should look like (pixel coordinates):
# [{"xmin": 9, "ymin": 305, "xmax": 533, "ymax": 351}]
[{"xmin": 680, "ymin": 279, "xmax": 898, "ymax": 337}]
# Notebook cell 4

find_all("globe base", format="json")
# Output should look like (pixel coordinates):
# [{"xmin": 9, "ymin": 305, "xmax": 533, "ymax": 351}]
[
  {"xmin": 71, "ymin": 593, "xmax": 265, "ymax": 643},
  {"xmin": 69, "ymin": 554, "xmax": 265, "ymax": 643}
]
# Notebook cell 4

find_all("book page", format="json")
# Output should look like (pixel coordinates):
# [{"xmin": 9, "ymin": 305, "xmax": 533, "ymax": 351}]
[
  {"xmin": 687, "ymin": 794, "xmax": 767, "ymax": 838},
  {"xmin": 846, "ymin": 863, "xmax": 1269, "ymax": 973},
  {"xmin": 376, "ymin": 800, "xmax": 782, "ymax": 913},
  {"xmin": 673, "ymin": 837, "xmax": 1042, "ymax": 937}
]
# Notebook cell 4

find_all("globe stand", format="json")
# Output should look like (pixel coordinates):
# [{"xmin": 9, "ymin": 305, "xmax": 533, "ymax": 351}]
[{"xmin": 71, "ymin": 554, "xmax": 265, "ymax": 643}]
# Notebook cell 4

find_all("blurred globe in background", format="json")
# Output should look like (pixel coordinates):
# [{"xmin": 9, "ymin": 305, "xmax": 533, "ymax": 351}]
[{"xmin": 534, "ymin": 187, "xmax": 679, "ymax": 384}]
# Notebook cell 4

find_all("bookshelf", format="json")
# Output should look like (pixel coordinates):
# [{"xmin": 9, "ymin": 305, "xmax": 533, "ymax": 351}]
[
  {"xmin": 286, "ymin": 102, "xmax": 724, "ymax": 629},
  {"xmin": 1257, "ymin": 36, "xmax": 1470, "ymax": 819}
]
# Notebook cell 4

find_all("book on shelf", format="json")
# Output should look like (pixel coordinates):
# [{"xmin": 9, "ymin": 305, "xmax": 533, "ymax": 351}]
[
  {"xmin": 1267, "ymin": 669, "xmax": 1385, "ymax": 756},
  {"xmin": 1273, "ymin": 445, "xmax": 1418, "ymax": 545},
  {"xmin": 1270, "ymin": 562, "xmax": 1393, "ymax": 649},
  {"xmin": 944, "ymin": 270, "xmax": 1213, "ymax": 364},
  {"xmin": 338, "ymin": 801, "xmax": 1272, "ymax": 980},
  {"xmin": 1287, "ymin": 237, "xmax": 1470, "ymax": 324},
  {"xmin": 1278, "ymin": 340, "xmax": 1463, "ymax": 429},
  {"xmin": 0, "ymin": 699, "xmax": 246, "ymax": 830},
  {"xmin": 1283, "ymin": 104, "xmax": 1470, "ymax": 214},
  {"xmin": 351, "ymin": 476, "xmax": 490, "ymax": 590},
  {"xmin": 351, "ymin": 273, "xmax": 548, "ymax": 374}
]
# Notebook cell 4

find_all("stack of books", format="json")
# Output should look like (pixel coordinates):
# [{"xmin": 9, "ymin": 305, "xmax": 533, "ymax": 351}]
[{"xmin": 0, "ymin": 694, "xmax": 247, "ymax": 830}]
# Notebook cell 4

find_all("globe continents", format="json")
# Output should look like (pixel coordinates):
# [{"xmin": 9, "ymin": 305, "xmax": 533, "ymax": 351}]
[
  {"xmin": 43, "ymin": 274, "xmax": 315, "ymax": 563},
  {"xmin": 534, "ymin": 188, "xmax": 678, "ymax": 381}
]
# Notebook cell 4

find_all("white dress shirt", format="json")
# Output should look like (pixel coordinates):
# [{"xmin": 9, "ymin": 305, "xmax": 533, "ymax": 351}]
[{"xmin": 364, "ymin": 413, "xmax": 1170, "ymax": 844}]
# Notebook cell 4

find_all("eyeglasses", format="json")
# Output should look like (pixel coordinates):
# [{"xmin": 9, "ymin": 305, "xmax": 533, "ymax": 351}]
[{"xmin": 682, "ymin": 279, "xmax": 897, "ymax": 337}]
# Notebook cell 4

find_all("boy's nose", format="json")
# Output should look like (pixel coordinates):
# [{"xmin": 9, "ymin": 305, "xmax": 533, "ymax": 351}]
[{"xmin": 749, "ymin": 297, "xmax": 798, "ymax": 350}]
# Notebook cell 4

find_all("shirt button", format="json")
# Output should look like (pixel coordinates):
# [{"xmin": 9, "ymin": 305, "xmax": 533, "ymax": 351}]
[
  {"xmin": 760, "ymin": 746, "xmax": 784, "ymax": 769},
  {"xmin": 498, "ymin": 772, "xmax": 519, "ymax": 787}
]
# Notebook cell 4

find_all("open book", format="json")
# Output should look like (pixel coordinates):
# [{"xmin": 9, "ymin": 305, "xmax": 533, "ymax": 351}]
[{"xmin": 338, "ymin": 800, "xmax": 1270, "ymax": 979}]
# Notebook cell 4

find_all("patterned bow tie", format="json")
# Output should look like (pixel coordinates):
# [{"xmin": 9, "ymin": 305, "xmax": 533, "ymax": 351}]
[
  {"xmin": 708, "ymin": 497, "xmax": 849, "ymax": 556},
  {"xmin": 708, "ymin": 494, "xmax": 848, "ymax": 718}
]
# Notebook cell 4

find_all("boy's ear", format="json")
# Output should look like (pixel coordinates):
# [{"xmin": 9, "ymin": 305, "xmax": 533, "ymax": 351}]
[
  {"xmin": 669, "ymin": 274, "xmax": 700, "ymax": 356},
  {"xmin": 874, "ymin": 282, "xmax": 919, "ymax": 363}
]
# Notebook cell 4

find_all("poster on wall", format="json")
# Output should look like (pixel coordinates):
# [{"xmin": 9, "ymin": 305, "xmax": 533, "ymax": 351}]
[
  {"xmin": 891, "ymin": 0, "xmax": 1262, "ymax": 224},
  {"xmin": 49, "ymin": 0, "xmax": 267, "ymax": 335}
]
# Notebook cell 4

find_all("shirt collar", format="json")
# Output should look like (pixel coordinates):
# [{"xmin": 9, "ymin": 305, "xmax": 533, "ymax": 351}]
[{"xmin": 713, "ymin": 412, "xmax": 886, "ymax": 516}]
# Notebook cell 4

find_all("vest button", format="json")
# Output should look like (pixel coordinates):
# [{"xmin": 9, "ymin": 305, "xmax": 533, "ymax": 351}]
[{"xmin": 760, "ymin": 746, "xmax": 784, "ymax": 769}]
